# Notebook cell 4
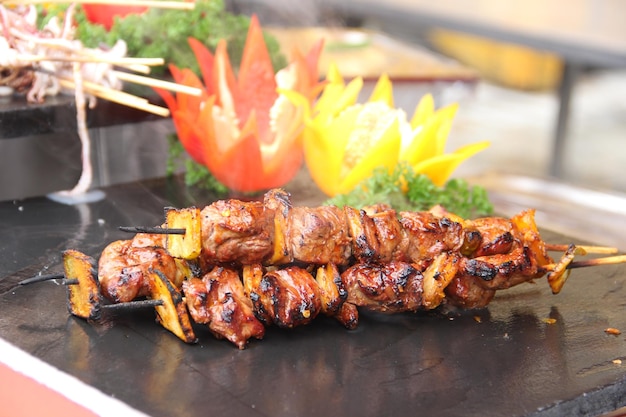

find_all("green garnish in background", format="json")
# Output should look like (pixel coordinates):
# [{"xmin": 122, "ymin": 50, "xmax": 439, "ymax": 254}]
[
  {"xmin": 39, "ymin": 0, "xmax": 287, "ymax": 77},
  {"xmin": 166, "ymin": 134, "xmax": 229, "ymax": 195},
  {"xmin": 326, "ymin": 163, "xmax": 493, "ymax": 218}
]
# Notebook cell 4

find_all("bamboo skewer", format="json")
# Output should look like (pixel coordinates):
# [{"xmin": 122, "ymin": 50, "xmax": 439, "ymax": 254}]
[
  {"xmin": 23, "ymin": 252, "xmax": 626, "ymax": 289},
  {"xmin": 560, "ymin": 255, "xmax": 626, "ymax": 270},
  {"xmin": 545, "ymin": 244, "xmax": 619, "ymax": 255},
  {"xmin": 14, "ymin": 54, "xmax": 165, "ymax": 67},
  {"xmin": 113, "ymin": 70, "xmax": 202, "ymax": 96},
  {"xmin": 123, "ymin": 64, "xmax": 153, "ymax": 74},
  {"xmin": 543, "ymin": 255, "xmax": 626, "ymax": 272},
  {"xmin": 115, "ymin": 225, "xmax": 626, "ymax": 273},
  {"xmin": 1, "ymin": 0, "xmax": 195, "ymax": 10},
  {"xmin": 19, "ymin": 273, "xmax": 76, "ymax": 286},
  {"xmin": 119, "ymin": 226, "xmax": 187, "ymax": 234},
  {"xmin": 58, "ymin": 77, "xmax": 170, "ymax": 117},
  {"xmin": 18, "ymin": 273, "xmax": 164, "ymax": 309}
]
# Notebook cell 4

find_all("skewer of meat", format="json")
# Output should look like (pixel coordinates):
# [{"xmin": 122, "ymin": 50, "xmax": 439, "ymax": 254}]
[
  {"xmin": 22, "ymin": 189, "xmax": 626, "ymax": 349},
  {"xmin": 115, "ymin": 188, "xmax": 619, "ymax": 296},
  {"xmin": 20, "ymin": 249, "xmax": 197, "ymax": 343},
  {"xmin": 97, "ymin": 189, "xmax": 623, "ymax": 347},
  {"xmin": 23, "ymin": 243, "xmax": 624, "ymax": 349}
]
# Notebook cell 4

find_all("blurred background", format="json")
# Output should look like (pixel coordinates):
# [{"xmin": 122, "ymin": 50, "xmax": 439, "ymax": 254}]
[
  {"xmin": 226, "ymin": 0, "xmax": 626, "ymax": 191},
  {"xmin": 1, "ymin": 0, "xmax": 625, "ymax": 201}
]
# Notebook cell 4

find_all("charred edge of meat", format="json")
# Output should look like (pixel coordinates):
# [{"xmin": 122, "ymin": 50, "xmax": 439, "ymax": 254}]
[
  {"xmin": 481, "ymin": 232, "xmax": 515, "ymax": 257},
  {"xmin": 463, "ymin": 259, "xmax": 498, "ymax": 281},
  {"xmin": 264, "ymin": 188, "xmax": 292, "ymax": 216}
]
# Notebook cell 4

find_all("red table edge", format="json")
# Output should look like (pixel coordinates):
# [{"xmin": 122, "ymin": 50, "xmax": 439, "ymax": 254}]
[{"xmin": 0, "ymin": 338, "xmax": 148, "ymax": 417}]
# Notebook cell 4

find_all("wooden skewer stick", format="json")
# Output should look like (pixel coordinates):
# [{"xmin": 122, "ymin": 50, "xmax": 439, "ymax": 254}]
[
  {"xmin": 18, "ymin": 273, "xmax": 163, "ymax": 309},
  {"xmin": 545, "ymin": 244, "xmax": 619, "ymax": 255},
  {"xmin": 563, "ymin": 254, "xmax": 626, "ymax": 270},
  {"xmin": 19, "ymin": 273, "xmax": 77, "ymax": 286},
  {"xmin": 101, "ymin": 299, "xmax": 164, "ymax": 310},
  {"xmin": 123, "ymin": 64, "xmax": 153, "ymax": 75},
  {"xmin": 14, "ymin": 54, "xmax": 165, "ymax": 67},
  {"xmin": 58, "ymin": 78, "xmax": 170, "ymax": 117},
  {"xmin": 544, "ymin": 254, "xmax": 626, "ymax": 271},
  {"xmin": 2, "ymin": 0, "xmax": 196, "ymax": 10},
  {"xmin": 119, "ymin": 226, "xmax": 186, "ymax": 235},
  {"xmin": 113, "ymin": 70, "xmax": 202, "ymax": 96}
]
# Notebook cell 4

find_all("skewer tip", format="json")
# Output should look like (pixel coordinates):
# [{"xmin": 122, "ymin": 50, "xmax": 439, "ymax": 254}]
[
  {"xmin": 119, "ymin": 226, "xmax": 186, "ymax": 235},
  {"xmin": 19, "ymin": 273, "xmax": 65, "ymax": 285}
]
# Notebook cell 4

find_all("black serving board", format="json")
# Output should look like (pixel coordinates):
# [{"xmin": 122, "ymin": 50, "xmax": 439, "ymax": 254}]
[
  {"xmin": 1, "ymin": 176, "xmax": 625, "ymax": 417},
  {"xmin": 0, "ymin": 94, "xmax": 161, "ymax": 140}
]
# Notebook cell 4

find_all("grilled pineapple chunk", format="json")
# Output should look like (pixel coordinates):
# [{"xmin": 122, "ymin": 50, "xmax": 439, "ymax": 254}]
[
  {"xmin": 315, "ymin": 263, "xmax": 344, "ymax": 316},
  {"xmin": 422, "ymin": 252, "xmax": 459, "ymax": 310},
  {"xmin": 264, "ymin": 189, "xmax": 290, "ymax": 264},
  {"xmin": 148, "ymin": 269, "xmax": 197, "ymax": 343},
  {"xmin": 165, "ymin": 207, "xmax": 202, "ymax": 260},
  {"xmin": 63, "ymin": 249, "xmax": 102, "ymax": 321}
]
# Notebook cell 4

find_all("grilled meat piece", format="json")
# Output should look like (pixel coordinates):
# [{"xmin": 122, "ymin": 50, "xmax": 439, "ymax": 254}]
[
  {"xmin": 345, "ymin": 206, "xmax": 407, "ymax": 264},
  {"xmin": 99, "ymin": 234, "xmax": 186, "ymax": 303},
  {"xmin": 341, "ymin": 261, "xmax": 424, "ymax": 314},
  {"xmin": 247, "ymin": 265, "xmax": 322, "ymax": 328},
  {"xmin": 445, "ymin": 211, "xmax": 555, "ymax": 308},
  {"xmin": 201, "ymin": 199, "xmax": 274, "ymax": 265},
  {"xmin": 467, "ymin": 217, "xmax": 515, "ymax": 257},
  {"xmin": 265, "ymin": 189, "xmax": 352, "ymax": 265},
  {"xmin": 444, "ymin": 275, "xmax": 497, "ymax": 309},
  {"xmin": 183, "ymin": 267, "xmax": 265, "ymax": 349},
  {"xmin": 399, "ymin": 211, "xmax": 465, "ymax": 267},
  {"xmin": 287, "ymin": 205, "xmax": 352, "ymax": 265}
]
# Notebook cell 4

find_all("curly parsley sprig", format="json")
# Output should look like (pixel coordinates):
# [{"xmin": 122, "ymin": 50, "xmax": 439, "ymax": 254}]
[
  {"xmin": 39, "ymin": 0, "xmax": 286, "ymax": 77},
  {"xmin": 325, "ymin": 164, "xmax": 493, "ymax": 219}
]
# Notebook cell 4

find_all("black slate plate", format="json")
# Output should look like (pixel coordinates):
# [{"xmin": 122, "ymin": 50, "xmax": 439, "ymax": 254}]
[{"xmin": 1, "ymin": 177, "xmax": 625, "ymax": 417}]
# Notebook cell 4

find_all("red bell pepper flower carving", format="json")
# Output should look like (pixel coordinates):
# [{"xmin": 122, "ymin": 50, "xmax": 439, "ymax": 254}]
[{"xmin": 155, "ymin": 15, "xmax": 323, "ymax": 192}]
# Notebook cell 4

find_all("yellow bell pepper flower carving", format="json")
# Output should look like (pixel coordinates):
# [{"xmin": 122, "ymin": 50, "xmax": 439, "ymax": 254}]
[{"xmin": 285, "ymin": 64, "xmax": 490, "ymax": 197}]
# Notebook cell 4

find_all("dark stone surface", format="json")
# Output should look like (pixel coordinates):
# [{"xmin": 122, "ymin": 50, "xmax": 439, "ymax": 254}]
[
  {"xmin": 0, "ymin": 94, "xmax": 160, "ymax": 140},
  {"xmin": 1, "ymin": 176, "xmax": 625, "ymax": 417}
]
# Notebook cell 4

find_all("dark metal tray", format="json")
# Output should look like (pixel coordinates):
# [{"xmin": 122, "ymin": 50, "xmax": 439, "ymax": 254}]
[{"xmin": 1, "ymin": 177, "xmax": 625, "ymax": 417}]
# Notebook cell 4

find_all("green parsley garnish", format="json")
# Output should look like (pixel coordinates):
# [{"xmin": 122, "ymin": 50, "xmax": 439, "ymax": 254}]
[
  {"xmin": 39, "ymin": 0, "xmax": 286, "ymax": 77},
  {"xmin": 166, "ymin": 134, "xmax": 228, "ymax": 195},
  {"xmin": 325, "ymin": 164, "xmax": 493, "ymax": 219}
]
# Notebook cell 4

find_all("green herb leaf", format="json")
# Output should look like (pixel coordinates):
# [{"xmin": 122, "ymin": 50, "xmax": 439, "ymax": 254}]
[
  {"xmin": 51, "ymin": 0, "xmax": 286, "ymax": 77},
  {"xmin": 325, "ymin": 163, "xmax": 493, "ymax": 218},
  {"xmin": 166, "ymin": 134, "xmax": 228, "ymax": 195}
]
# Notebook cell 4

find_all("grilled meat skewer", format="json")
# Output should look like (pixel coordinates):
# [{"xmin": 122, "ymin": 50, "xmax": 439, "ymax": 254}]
[
  {"xmin": 101, "ymin": 189, "xmax": 562, "ymax": 305},
  {"xmin": 23, "ymin": 189, "xmax": 624, "ymax": 349},
  {"xmin": 82, "ymin": 188, "xmax": 623, "ymax": 348}
]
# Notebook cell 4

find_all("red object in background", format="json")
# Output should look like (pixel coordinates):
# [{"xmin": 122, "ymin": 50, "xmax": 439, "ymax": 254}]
[
  {"xmin": 81, "ymin": 4, "xmax": 147, "ymax": 30},
  {"xmin": 154, "ymin": 15, "xmax": 324, "ymax": 193}
]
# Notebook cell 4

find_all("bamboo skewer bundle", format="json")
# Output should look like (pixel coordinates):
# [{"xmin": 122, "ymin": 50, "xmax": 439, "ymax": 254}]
[{"xmin": 1, "ymin": 0, "xmax": 200, "ymax": 200}]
